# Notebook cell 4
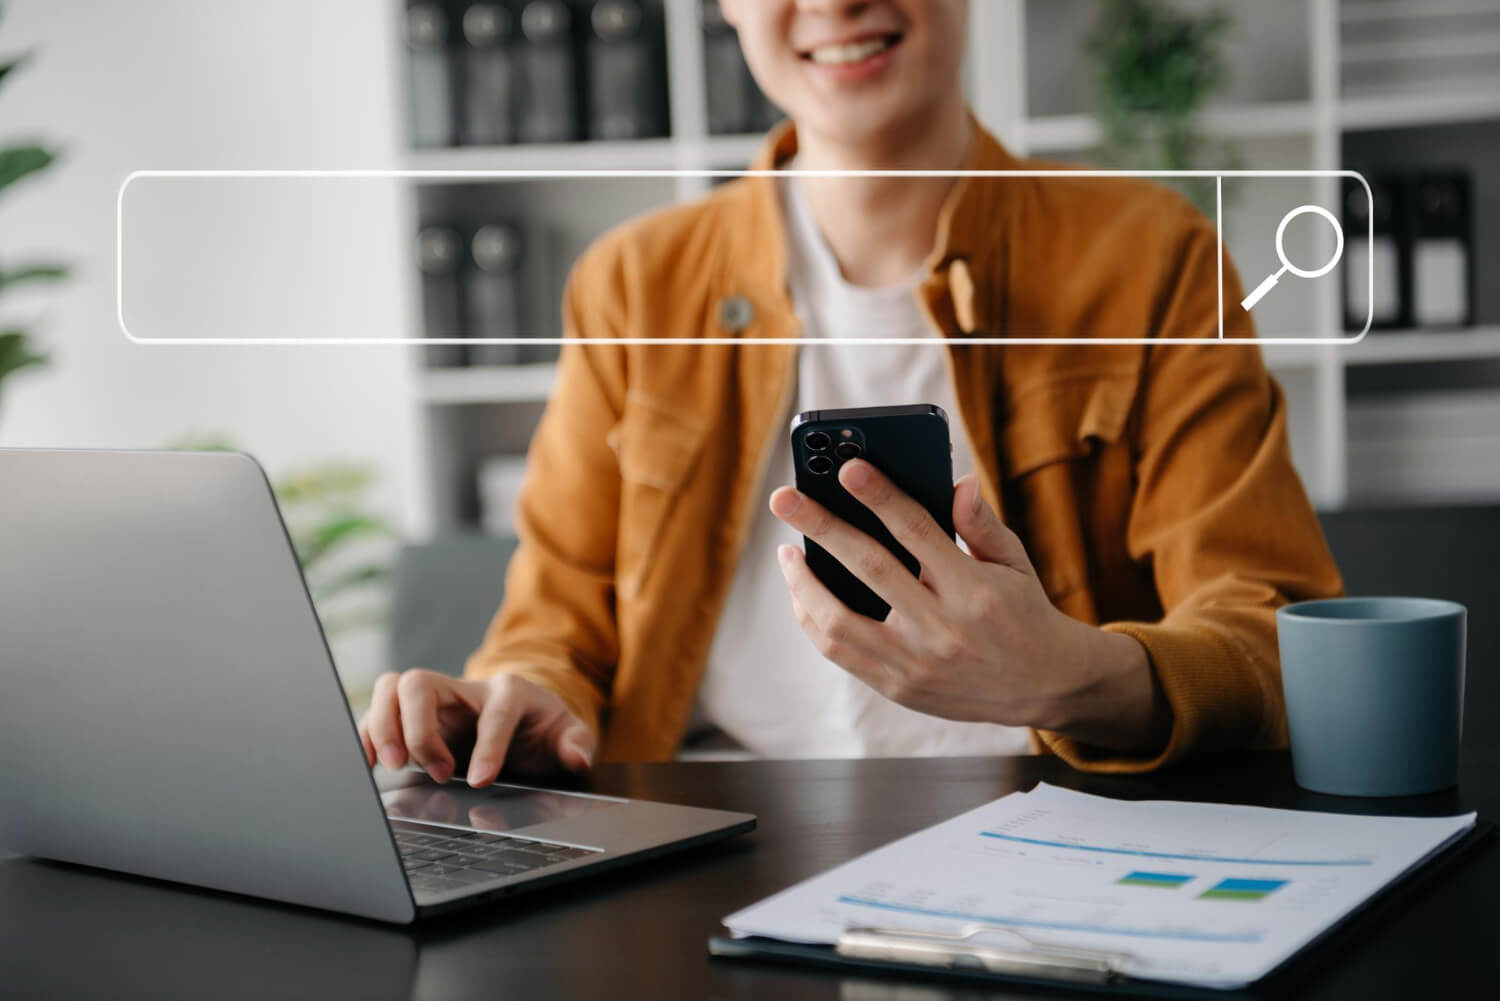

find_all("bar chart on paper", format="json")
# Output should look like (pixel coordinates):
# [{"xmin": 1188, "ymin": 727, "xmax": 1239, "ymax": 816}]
[{"xmin": 724, "ymin": 784, "xmax": 1475, "ymax": 989}]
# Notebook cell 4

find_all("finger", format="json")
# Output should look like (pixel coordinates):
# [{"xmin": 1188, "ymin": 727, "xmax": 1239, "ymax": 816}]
[
  {"xmin": 397, "ymin": 671, "xmax": 456, "ymax": 783},
  {"xmin": 769, "ymin": 485, "xmax": 939, "ymax": 618},
  {"xmin": 467, "ymin": 803, "xmax": 511, "ymax": 832},
  {"xmin": 555, "ymin": 718, "xmax": 597, "ymax": 773},
  {"xmin": 789, "ymin": 593, "xmax": 898, "ymax": 695},
  {"xmin": 364, "ymin": 672, "xmax": 408, "ymax": 771},
  {"xmin": 836, "ymin": 460, "xmax": 963, "ymax": 576},
  {"xmin": 778, "ymin": 544, "xmax": 905, "ymax": 670},
  {"xmin": 953, "ymin": 475, "xmax": 1032, "ymax": 571},
  {"xmin": 358, "ymin": 716, "xmax": 377, "ymax": 768},
  {"xmin": 467, "ymin": 682, "xmax": 527, "ymax": 787}
]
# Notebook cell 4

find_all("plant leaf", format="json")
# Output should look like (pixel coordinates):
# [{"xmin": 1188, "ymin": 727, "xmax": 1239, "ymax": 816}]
[
  {"xmin": 0, "ymin": 329, "xmax": 48, "ymax": 383},
  {"xmin": 0, "ymin": 54, "xmax": 32, "ymax": 88},
  {"xmin": 293, "ymin": 512, "xmax": 392, "ymax": 568},
  {"xmin": 0, "ymin": 263, "xmax": 67, "ymax": 293},
  {"xmin": 310, "ymin": 562, "xmax": 391, "ymax": 604},
  {"xmin": 167, "ymin": 433, "xmax": 240, "ymax": 453},
  {"xmin": 275, "ymin": 465, "xmax": 376, "ymax": 505},
  {"xmin": 0, "ymin": 145, "xmax": 56, "ymax": 193},
  {"xmin": 315, "ymin": 606, "xmax": 390, "ymax": 639}
]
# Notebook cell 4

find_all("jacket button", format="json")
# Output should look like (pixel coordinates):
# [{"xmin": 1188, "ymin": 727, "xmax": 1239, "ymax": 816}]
[{"xmin": 717, "ymin": 295, "xmax": 754, "ymax": 332}]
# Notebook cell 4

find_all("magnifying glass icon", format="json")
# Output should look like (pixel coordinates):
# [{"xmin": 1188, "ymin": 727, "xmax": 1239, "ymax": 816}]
[{"xmin": 1240, "ymin": 204, "xmax": 1345, "ymax": 312}]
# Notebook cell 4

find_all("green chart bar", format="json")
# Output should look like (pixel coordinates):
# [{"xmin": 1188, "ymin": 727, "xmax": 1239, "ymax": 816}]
[{"xmin": 1200, "ymin": 877, "xmax": 1288, "ymax": 901}]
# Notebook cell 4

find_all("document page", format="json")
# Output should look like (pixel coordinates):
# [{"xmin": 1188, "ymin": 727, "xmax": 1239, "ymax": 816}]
[{"xmin": 724, "ymin": 784, "xmax": 1476, "ymax": 988}]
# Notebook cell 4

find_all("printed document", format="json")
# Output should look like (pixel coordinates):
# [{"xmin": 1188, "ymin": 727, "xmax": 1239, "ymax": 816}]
[{"xmin": 724, "ymin": 784, "xmax": 1476, "ymax": 988}]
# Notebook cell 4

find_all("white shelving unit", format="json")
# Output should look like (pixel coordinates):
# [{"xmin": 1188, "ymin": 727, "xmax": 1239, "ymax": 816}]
[{"xmin": 399, "ymin": 0, "xmax": 1500, "ymax": 535}]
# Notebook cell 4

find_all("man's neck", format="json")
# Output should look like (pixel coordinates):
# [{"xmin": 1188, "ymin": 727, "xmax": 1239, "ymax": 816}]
[{"xmin": 793, "ymin": 98, "xmax": 974, "ymax": 288}]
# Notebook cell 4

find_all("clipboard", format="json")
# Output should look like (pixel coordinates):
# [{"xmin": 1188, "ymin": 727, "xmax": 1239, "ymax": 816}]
[{"xmin": 709, "ymin": 819, "xmax": 1492, "ymax": 998}]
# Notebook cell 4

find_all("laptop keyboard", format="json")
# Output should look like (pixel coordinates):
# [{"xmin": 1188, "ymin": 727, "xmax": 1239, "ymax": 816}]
[{"xmin": 389, "ymin": 819, "xmax": 602, "ymax": 897}]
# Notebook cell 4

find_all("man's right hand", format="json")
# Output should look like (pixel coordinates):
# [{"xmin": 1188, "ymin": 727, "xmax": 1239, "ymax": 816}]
[{"xmin": 357, "ymin": 671, "xmax": 596, "ymax": 788}]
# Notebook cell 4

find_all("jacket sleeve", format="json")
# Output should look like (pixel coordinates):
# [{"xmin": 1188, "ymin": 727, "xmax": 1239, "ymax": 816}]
[
  {"xmin": 1038, "ymin": 215, "xmax": 1345, "ymax": 772},
  {"xmin": 462, "ymin": 243, "xmax": 628, "ymax": 737}
]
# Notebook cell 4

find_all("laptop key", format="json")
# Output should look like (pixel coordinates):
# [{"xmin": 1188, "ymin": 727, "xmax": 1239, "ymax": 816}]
[
  {"xmin": 508, "ymin": 840, "xmax": 557, "ymax": 855},
  {"xmin": 471, "ymin": 858, "xmax": 542, "ymax": 876},
  {"xmin": 485, "ymin": 849, "xmax": 553, "ymax": 868},
  {"xmin": 444, "ymin": 853, "xmax": 487, "ymax": 867},
  {"xmin": 408, "ymin": 849, "xmax": 458, "ymax": 863},
  {"xmin": 547, "ymin": 846, "xmax": 597, "ymax": 860},
  {"xmin": 409, "ymin": 875, "xmax": 469, "ymax": 894}
]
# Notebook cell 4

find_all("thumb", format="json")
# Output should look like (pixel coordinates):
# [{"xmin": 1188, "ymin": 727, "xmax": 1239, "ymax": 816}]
[
  {"xmin": 953, "ymin": 475, "xmax": 1031, "ymax": 570},
  {"xmin": 555, "ymin": 718, "xmax": 597, "ymax": 773}
]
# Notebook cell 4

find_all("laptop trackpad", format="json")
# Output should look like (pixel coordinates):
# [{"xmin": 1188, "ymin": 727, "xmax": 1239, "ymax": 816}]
[{"xmin": 381, "ymin": 778, "xmax": 623, "ymax": 835}]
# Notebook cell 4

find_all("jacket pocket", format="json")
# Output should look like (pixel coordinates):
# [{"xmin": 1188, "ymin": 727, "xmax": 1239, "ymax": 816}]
[
  {"xmin": 608, "ymin": 391, "xmax": 708, "ymax": 600},
  {"xmin": 999, "ymin": 373, "xmax": 1137, "ymax": 602},
  {"xmin": 1000, "ymin": 373, "xmax": 1135, "ymax": 479}
]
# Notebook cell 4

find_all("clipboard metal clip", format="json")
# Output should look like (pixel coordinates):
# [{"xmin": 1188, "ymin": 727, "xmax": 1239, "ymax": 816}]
[{"xmin": 836, "ymin": 923, "xmax": 1137, "ymax": 984}]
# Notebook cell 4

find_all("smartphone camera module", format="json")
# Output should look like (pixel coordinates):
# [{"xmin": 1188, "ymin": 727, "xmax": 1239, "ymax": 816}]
[
  {"xmin": 834, "ymin": 441, "xmax": 862, "ymax": 460},
  {"xmin": 804, "ymin": 431, "xmax": 832, "ymax": 452},
  {"xmin": 807, "ymin": 455, "xmax": 834, "ymax": 475}
]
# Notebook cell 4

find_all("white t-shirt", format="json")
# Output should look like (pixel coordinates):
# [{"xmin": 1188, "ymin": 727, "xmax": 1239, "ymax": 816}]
[{"xmin": 693, "ymin": 175, "xmax": 1033, "ymax": 758}]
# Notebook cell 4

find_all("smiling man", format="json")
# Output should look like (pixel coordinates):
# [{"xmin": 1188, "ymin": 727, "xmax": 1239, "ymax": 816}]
[{"xmin": 360, "ymin": 0, "xmax": 1342, "ymax": 783}]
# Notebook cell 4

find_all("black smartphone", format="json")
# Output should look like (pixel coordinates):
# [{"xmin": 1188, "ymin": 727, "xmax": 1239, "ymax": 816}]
[{"xmin": 790, "ymin": 404, "xmax": 955, "ymax": 621}]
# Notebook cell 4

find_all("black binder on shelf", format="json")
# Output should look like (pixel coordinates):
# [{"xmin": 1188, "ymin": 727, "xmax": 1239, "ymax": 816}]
[
  {"xmin": 1410, "ymin": 169, "xmax": 1474, "ymax": 330},
  {"xmin": 515, "ymin": 0, "xmax": 580, "ymax": 142},
  {"xmin": 1343, "ymin": 174, "xmax": 1407, "ymax": 332},
  {"xmin": 700, "ymin": 0, "xmax": 781, "ymax": 136},
  {"xmin": 465, "ymin": 223, "xmax": 526, "ymax": 367},
  {"xmin": 404, "ymin": 1, "xmax": 459, "ymax": 148},
  {"xmin": 417, "ymin": 225, "xmax": 468, "ymax": 368},
  {"xmin": 701, "ymin": 0, "xmax": 750, "ymax": 135},
  {"xmin": 710, "ymin": 821, "xmax": 1492, "ymax": 999},
  {"xmin": 459, "ymin": 2, "xmax": 516, "ymax": 145},
  {"xmin": 587, "ymin": 1, "xmax": 666, "ymax": 140}
]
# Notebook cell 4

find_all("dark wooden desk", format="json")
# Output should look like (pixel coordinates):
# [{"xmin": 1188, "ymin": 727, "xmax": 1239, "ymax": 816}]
[{"xmin": 1, "ymin": 750, "xmax": 1495, "ymax": 1001}]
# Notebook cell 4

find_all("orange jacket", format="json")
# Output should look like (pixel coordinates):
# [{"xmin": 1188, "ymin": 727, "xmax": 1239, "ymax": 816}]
[{"xmin": 464, "ymin": 123, "xmax": 1343, "ymax": 772}]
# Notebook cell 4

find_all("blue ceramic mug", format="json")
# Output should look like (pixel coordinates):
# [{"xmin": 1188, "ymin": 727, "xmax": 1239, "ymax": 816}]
[{"xmin": 1276, "ymin": 597, "xmax": 1466, "ymax": 797}]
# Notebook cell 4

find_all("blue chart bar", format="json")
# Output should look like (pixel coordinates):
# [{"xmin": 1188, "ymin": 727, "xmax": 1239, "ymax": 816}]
[
  {"xmin": 979, "ymin": 831, "xmax": 1373, "ymax": 867},
  {"xmin": 1119, "ymin": 870, "xmax": 1194, "ymax": 889}
]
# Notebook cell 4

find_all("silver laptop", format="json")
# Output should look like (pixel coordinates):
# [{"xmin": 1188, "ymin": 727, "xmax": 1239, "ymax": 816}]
[{"xmin": 0, "ymin": 448, "xmax": 754, "ymax": 924}]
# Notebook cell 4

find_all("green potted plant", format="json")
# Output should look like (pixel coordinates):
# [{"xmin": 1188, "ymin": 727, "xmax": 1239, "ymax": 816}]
[
  {"xmin": 1085, "ymin": 0, "xmax": 1238, "ymax": 214},
  {"xmin": 0, "ymin": 19, "xmax": 67, "ymax": 411}
]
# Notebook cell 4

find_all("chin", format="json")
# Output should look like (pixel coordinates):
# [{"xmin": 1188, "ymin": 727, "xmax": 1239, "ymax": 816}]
[{"xmin": 793, "ymin": 94, "xmax": 941, "ymax": 151}]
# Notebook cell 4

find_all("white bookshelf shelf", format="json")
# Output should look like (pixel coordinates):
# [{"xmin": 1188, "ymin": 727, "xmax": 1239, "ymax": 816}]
[
  {"xmin": 1023, "ymin": 101, "xmax": 1319, "ymax": 154},
  {"xmin": 1262, "ymin": 329, "xmax": 1500, "ymax": 369},
  {"xmin": 414, "ymin": 331, "xmax": 1500, "ymax": 407},
  {"xmin": 402, "ymin": 138, "xmax": 679, "ymax": 176},
  {"xmin": 418, "ymin": 364, "xmax": 556, "ymax": 406},
  {"xmin": 1338, "ymin": 87, "xmax": 1500, "ymax": 131}
]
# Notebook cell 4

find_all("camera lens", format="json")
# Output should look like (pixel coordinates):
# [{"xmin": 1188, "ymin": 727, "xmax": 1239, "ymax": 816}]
[
  {"xmin": 835, "ymin": 441, "xmax": 862, "ymax": 460},
  {"xmin": 807, "ymin": 455, "xmax": 834, "ymax": 475},
  {"xmin": 804, "ymin": 431, "xmax": 831, "ymax": 451}
]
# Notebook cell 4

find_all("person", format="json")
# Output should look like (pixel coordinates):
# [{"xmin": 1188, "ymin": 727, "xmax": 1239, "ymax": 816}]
[{"xmin": 359, "ymin": 0, "xmax": 1342, "ymax": 785}]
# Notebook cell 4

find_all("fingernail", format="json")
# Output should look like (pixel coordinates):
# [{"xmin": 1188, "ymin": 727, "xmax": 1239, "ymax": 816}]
[
  {"xmin": 771, "ymin": 488, "xmax": 802, "ymax": 516},
  {"xmin": 379, "ymin": 744, "xmax": 402, "ymax": 770},
  {"xmin": 969, "ymin": 478, "xmax": 983, "ymax": 516},
  {"xmin": 777, "ymin": 544, "xmax": 796, "ymax": 566},
  {"xmin": 467, "ymin": 759, "xmax": 491, "ymax": 786},
  {"xmin": 843, "ymin": 460, "xmax": 871, "ymax": 489}
]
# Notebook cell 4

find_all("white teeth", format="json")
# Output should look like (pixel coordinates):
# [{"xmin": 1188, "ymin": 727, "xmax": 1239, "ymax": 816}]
[{"xmin": 809, "ymin": 36, "xmax": 892, "ymax": 66}]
